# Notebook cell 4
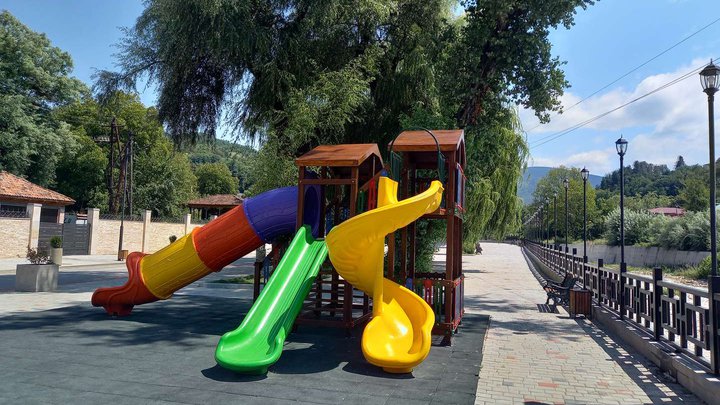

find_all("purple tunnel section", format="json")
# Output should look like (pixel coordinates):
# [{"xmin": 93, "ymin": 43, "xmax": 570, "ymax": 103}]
[{"xmin": 243, "ymin": 185, "xmax": 321, "ymax": 242}]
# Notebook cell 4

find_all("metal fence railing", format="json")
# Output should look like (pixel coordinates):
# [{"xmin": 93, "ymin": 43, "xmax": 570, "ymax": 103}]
[
  {"xmin": 99, "ymin": 213, "xmax": 143, "ymax": 222},
  {"xmin": 151, "ymin": 216, "xmax": 185, "ymax": 224},
  {"xmin": 0, "ymin": 210, "xmax": 30, "ymax": 219},
  {"xmin": 524, "ymin": 240, "xmax": 720, "ymax": 374}
]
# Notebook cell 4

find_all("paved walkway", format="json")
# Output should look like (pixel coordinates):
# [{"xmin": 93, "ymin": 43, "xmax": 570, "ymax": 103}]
[
  {"xmin": 0, "ymin": 254, "xmax": 123, "ymax": 272},
  {"xmin": 464, "ymin": 243, "xmax": 703, "ymax": 405}
]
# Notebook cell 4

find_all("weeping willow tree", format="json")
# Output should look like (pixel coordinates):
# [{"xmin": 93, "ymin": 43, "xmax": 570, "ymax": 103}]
[
  {"xmin": 463, "ymin": 108, "xmax": 529, "ymax": 248},
  {"xmin": 95, "ymin": 0, "xmax": 593, "ymax": 241}
]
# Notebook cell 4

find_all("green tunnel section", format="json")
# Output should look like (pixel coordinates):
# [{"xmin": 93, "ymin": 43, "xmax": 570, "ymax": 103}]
[{"xmin": 215, "ymin": 225, "xmax": 328, "ymax": 374}]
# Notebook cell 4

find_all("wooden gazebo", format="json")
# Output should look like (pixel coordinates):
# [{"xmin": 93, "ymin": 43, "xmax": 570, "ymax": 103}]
[{"xmin": 187, "ymin": 194, "xmax": 243, "ymax": 219}]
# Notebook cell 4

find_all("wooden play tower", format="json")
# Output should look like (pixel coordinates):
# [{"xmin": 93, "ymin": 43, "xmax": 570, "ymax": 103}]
[
  {"xmin": 386, "ymin": 129, "xmax": 466, "ymax": 342},
  {"xmin": 293, "ymin": 144, "xmax": 384, "ymax": 332}
]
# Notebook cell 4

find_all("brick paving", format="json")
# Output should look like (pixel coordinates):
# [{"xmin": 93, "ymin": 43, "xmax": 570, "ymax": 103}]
[{"xmin": 464, "ymin": 243, "xmax": 704, "ymax": 405}]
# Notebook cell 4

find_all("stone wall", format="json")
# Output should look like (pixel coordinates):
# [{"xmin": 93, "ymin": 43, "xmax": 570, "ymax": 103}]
[
  {"xmin": 94, "ymin": 219, "xmax": 144, "ymax": 255},
  {"xmin": 94, "ymin": 219, "xmax": 203, "ymax": 255},
  {"xmin": 0, "ymin": 218, "xmax": 31, "ymax": 258},
  {"xmin": 566, "ymin": 242, "xmax": 710, "ymax": 267},
  {"xmin": 147, "ymin": 222, "xmax": 187, "ymax": 253}
]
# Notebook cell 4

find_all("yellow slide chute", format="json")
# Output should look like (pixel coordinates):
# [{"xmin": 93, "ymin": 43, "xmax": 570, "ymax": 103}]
[{"xmin": 326, "ymin": 176, "xmax": 443, "ymax": 373}]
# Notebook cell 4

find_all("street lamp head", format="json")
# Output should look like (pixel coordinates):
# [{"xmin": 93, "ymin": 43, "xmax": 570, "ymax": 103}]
[
  {"xmin": 700, "ymin": 60, "xmax": 720, "ymax": 95},
  {"xmin": 581, "ymin": 167, "xmax": 589, "ymax": 181},
  {"xmin": 615, "ymin": 136, "xmax": 628, "ymax": 157},
  {"xmin": 563, "ymin": 178, "xmax": 569, "ymax": 189}
]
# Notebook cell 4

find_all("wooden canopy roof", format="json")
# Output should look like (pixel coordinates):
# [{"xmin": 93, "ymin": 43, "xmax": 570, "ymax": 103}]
[
  {"xmin": 295, "ymin": 144, "xmax": 383, "ymax": 167},
  {"xmin": 391, "ymin": 129, "xmax": 464, "ymax": 152}
]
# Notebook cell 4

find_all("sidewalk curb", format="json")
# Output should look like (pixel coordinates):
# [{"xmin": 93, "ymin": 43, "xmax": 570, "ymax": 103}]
[{"xmin": 59, "ymin": 262, "xmax": 126, "ymax": 269}]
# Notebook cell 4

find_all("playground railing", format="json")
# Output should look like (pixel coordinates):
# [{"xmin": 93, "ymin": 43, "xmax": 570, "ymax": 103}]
[
  {"xmin": 524, "ymin": 240, "xmax": 720, "ymax": 374},
  {"xmin": 412, "ymin": 272, "xmax": 464, "ymax": 331}
]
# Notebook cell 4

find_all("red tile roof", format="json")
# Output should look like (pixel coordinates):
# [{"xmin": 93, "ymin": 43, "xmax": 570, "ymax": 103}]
[
  {"xmin": 0, "ymin": 171, "xmax": 74, "ymax": 206},
  {"xmin": 648, "ymin": 207, "xmax": 685, "ymax": 217},
  {"xmin": 187, "ymin": 194, "xmax": 244, "ymax": 208}
]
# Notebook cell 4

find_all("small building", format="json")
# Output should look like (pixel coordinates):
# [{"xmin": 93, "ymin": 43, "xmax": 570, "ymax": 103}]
[
  {"xmin": 648, "ymin": 207, "xmax": 685, "ymax": 217},
  {"xmin": 187, "ymin": 194, "xmax": 244, "ymax": 219},
  {"xmin": 0, "ymin": 171, "xmax": 74, "ymax": 223}
]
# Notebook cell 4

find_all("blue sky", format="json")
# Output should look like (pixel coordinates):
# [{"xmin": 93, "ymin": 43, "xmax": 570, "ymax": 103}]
[
  {"xmin": 523, "ymin": 0, "xmax": 720, "ymax": 174},
  {"xmin": 2, "ymin": 0, "xmax": 719, "ymax": 175}
]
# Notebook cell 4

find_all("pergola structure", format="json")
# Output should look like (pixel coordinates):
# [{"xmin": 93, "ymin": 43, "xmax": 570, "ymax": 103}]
[{"xmin": 187, "ymin": 194, "xmax": 243, "ymax": 219}]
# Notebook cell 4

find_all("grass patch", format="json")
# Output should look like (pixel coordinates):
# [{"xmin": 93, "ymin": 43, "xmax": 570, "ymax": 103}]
[{"xmin": 211, "ymin": 275, "xmax": 254, "ymax": 284}]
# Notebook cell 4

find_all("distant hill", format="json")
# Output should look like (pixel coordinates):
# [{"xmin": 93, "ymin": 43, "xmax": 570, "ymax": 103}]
[{"xmin": 518, "ymin": 167, "xmax": 602, "ymax": 204}]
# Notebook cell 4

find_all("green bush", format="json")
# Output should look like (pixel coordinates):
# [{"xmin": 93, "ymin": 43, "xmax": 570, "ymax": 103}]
[
  {"xmin": 603, "ymin": 208, "xmax": 661, "ymax": 246},
  {"xmin": 680, "ymin": 255, "xmax": 714, "ymax": 280},
  {"xmin": 49, "ymin": 236, "xmax": 63, "ymax": 249},
  {"xmin": 654, "ymin": 211, "xmax": 710, "ymax": 251}
]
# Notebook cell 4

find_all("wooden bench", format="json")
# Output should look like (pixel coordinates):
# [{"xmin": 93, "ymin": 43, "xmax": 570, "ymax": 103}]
[{"xmin": 543, "ymin": 273, "xmax": 578, "ymax": 307}]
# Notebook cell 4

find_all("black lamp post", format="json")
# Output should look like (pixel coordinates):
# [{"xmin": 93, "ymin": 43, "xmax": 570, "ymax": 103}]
[
  {"xmin": 700, "ymin": 60, "xmax": 720, "ymax": 374},
  {"xmin": 553, "ymin": 193, "xmax": 558, "ymax": 250},
  {"xmin": 581, "ymin": 167, "xmax": 589, "ymax": 288},
  {"xmin": 616, "ymin": 136, "xmax": 628, "ymax": 319},
  {"xmin": 545, "ymin": 198, "xmax": 551, "ymax": 247},
  {"xmin": 563, "ymin": 178, "xmax": 569, "ymax": 254}
]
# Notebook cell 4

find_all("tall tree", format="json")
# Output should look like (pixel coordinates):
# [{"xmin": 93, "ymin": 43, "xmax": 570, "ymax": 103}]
[
  {"xmin": 0, "ymin": 11, "xmax": 87, "ymax": 186},
  {"xmin": 675, "ymin": 155, "xmax": 687, "ymax": 169},
  {"xmin": 96, "ymin": 0, "xmax": 596, "ymax": 241},
  {"xmin": 195, "ymin": 163, "xmax": 239, "ymax": 196},
  {"xmin": 532, "ymin": 167, "xmax": 598, "ymax": 241},
  {"xmin": 678, "ymin": 177, "xmax": 709, "ymax": 212}
]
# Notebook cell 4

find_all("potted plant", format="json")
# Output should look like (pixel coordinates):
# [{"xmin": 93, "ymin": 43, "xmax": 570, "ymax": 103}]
[
  {"xmin": 15, "ymin": 247, "xmax": 59, "ymax": 292},
  {"xmin": 50, "ymin": 235, "xmax": 63, "ymax": 265}
]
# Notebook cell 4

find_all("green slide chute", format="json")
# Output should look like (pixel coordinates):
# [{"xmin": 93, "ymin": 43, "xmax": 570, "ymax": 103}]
[{"xmin": 215, "ymin": 225, "xmax": 327, "ymax": 374}]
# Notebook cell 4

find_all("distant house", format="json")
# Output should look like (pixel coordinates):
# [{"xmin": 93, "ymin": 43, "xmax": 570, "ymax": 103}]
[
  {"xmin": 187, "ymin": 194, "xmax": 244, "ymax": 219},
  {"xmin": 0, "ymin": 171, "xmax": 74, "ymax": 223},
  {"xmin": 648, "ymin": 207, "xmax": 685, "ymax": 217}
]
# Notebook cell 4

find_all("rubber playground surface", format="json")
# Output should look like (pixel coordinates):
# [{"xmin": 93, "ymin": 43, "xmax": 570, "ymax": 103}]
[{"xmin": 0, "ymin": 295, "xmax": 487, "ymax": 404}]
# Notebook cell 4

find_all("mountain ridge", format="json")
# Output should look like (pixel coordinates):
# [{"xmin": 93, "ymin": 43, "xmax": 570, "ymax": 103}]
[{"xmin": 518, "ymin": 166, "xmax": 603, "ymax": 204}]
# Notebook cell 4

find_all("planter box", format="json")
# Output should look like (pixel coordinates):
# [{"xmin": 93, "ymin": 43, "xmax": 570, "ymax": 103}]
[
  {"xmin": 50, "ymin": 248, "xmax": 63, "ymax": 266},
  {"xmin": 15, "ymin": 264, "xmax": 59, "ymax": 292}
]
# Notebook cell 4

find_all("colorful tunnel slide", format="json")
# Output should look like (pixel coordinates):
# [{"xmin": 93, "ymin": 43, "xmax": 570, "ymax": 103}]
[{"xmin": 91, "ymin": 185, "xmax": 321, "ymax": 316}]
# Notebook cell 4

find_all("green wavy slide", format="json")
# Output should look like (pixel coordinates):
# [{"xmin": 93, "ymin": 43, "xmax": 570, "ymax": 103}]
[{"xmin": 215, "ymin": 225, "xmax": 327, "ymax": 374}]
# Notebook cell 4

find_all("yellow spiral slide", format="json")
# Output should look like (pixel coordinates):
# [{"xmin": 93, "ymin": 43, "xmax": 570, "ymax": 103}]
[{"xmin": 325, "ymin": 176, "xmax": 443, "ymax": 373}]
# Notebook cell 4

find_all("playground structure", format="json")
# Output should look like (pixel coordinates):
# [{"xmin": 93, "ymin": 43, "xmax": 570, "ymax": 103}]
[
  {"xmin": 91, "ymin": 130, "xmax": 465, "ymax": 374},
  {"xmin": 386, "ymin": 129, "xmax": 467, "ymax": 341},
  {"xmin": 293, "ymin": 144, "xmax": 384, "ymax": 331}
]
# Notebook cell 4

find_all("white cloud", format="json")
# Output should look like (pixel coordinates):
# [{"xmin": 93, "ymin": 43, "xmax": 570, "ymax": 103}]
[{"xmin": 522, "ymin": 57, "xmax": 720, "ymax": 174}]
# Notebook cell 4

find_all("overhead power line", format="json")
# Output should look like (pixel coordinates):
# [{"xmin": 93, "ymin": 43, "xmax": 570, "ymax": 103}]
[
  {"xmin": 525, "ymin": 16, "xmax": 720, "ymax": 133},
  {"xmin": 529, "ymin": 61, "xmax": 710, "ymax": 150}
]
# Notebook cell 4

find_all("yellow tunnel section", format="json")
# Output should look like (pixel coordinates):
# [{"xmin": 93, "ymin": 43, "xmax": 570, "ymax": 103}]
[
  {"xmin": 325, "ymin": 176, "xmax": 443, "ymax": 373},
  {"xmin": 139, "ymin": 228, "xmax": 212, "ymax": 300}
]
